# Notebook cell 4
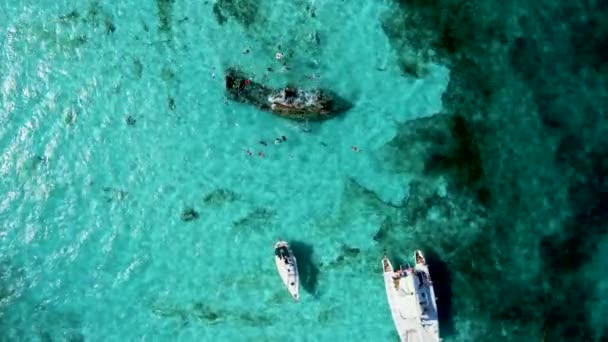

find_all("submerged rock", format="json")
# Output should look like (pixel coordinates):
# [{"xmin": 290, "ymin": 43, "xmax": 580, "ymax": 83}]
[
  {"xmin": 212, "ymin": 0, "xmax": 259, "ymax": 28},
  {"xmin": 202, "ymin": 189, "xmax": 238, "ymax": 205},
  {"xmin": 191, "ymin": 302, "xmax": 223, "ymax": 324},
  {"xmin": 58, "ymin": 10, "xmax": 79, "ymax": 23},
  {"xmin": 341, "ymin": 245, "xmax": 361, "ymax": 257},
  {"xmin": 232, "ymin": 207, "xmax": 275, "ymax": 229},
  {"xmin": 224, "ymin": 68, "xmax": 351, "ymax": 121},
  {"xmin": 181, "ymin": 207, "xmax": 199, "ymax": 222},
  {"xmin": 157, "ymin": 0, "xmax": 175, "ymax": 32},
  {"xmin": 126, "ymin": 115, "xmax": 136, "ymax": 126}
]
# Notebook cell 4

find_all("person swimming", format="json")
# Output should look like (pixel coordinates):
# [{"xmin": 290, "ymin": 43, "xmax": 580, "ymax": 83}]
[{"xmin": 274, "ymin": 136, "xmax": 286, "ymax": 145}]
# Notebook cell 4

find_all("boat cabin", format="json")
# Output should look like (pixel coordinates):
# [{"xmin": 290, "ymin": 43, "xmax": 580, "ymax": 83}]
[
  {"xmin": 275, "ymin": 246, "xmax": 289, "ymax": 259},
  {"xmin": 275, "ymin": 246, "xmax": 294, "ymax": 266}
]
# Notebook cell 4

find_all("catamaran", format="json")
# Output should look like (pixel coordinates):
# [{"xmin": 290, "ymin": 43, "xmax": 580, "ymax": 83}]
[
  {"xmin": 382, "ymin": 250, "xmax": 440, "ymax": 341},
  {"xmin": 274, "ymin": 240, "xmax": 300, "ymax": 301}
]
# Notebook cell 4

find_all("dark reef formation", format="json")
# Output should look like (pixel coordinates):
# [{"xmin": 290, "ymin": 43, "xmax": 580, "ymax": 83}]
[
  {"xmin": 231, "ymin": 207, "xmax": 275, "ymax": 229},
  {"xmin": 35, "ymin": 3, "xmax": 116, "ymax": 52},
  {"xmin": 212, "ymin": 0, "xmax": 259, "ymax": 28},
  {"xmin": 379, "ymin": 0, "xmax": 608, "ymax": 340},
  {"xmin": 203, "ymin": 189, "xmax": 239, "ymax": 205},
  {"xmin": 157, "ymin": 0, "xmax": 175, "ymax": 33},
  {"xmin": 224, "ymin": 68, "xmax": 351, "ymax": 121}
]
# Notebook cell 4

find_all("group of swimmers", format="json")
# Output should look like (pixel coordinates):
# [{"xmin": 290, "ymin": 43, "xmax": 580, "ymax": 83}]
[
  {"xmin": 213, "ymin": 45, "xmax": 321, "ymax": 83},
  {"xmin": 244, "ymin": 135, "xmax": 287, "ymax": 158},
  {"xmin": 259, "ymin": 136, "xmax": 287, "ymax": 146}
]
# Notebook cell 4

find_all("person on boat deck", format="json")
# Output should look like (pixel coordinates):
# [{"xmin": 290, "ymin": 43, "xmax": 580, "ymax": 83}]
[
  {"xmin": 416, "ymin": 272, "xmax": 424, "ymax": 287},
  {"xmin": 277, "ymin": 247, "xmax": 291, "ymax": 264}
]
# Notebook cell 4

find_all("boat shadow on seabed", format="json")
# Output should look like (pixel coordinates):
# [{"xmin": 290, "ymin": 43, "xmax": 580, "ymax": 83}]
[
  {"xmin": 287, "ymin": 240, "xmax": 320, "ymax": 296},
  {"xmin": 224, "ymin": 67, "xmax": 353, "ymax": 121},
  {"xmin": 424, "ymin": 251, "xmax": 455, "ymax": 337}
]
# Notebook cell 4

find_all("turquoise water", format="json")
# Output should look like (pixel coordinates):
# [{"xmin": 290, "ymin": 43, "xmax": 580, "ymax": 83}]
[
  {"xmin": 1, "ymin": 0, "xmax": 450, "ymax": 340},
  {"xmin": 3, "ymin": 0, "xmax": 608, "ymax": 341}
]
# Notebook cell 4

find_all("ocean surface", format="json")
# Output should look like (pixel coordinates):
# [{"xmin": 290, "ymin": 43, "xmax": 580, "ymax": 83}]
[{"xmin": 1, "ymin": 0, "xmax": 606, "ymax": 341}]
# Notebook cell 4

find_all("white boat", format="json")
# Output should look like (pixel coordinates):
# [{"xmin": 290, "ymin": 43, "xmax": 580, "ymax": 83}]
[
  {"xmin": 274, "ymin": 241, "xmax": 299, "ymax": 301},
  {"xmin": 382, "ymin": 251, "xmax": 440, "ymax": 342}
]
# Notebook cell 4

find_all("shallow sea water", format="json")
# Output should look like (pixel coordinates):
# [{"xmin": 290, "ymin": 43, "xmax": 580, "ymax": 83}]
[{"xmin": 0, "ymin": 0, "xmax": 452, "ymax": 341}]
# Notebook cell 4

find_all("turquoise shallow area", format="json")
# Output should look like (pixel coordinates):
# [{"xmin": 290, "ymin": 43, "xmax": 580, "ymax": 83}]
[
  {"xmin": 6, "ymin": 0, "xmax": 607, "ymax": 341},
  {"xmin": 1, "ymin": 0, "xmax": 450, "ymax": 341}
]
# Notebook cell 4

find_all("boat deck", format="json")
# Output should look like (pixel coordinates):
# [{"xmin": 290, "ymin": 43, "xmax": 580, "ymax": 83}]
[{"xmin": 383, "ymin": 256, "xmax": 440, "ymax": 342}]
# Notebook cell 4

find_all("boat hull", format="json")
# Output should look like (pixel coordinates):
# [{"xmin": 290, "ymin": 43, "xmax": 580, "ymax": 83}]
[
  {"xmin": 413, "ymin": 251, "xmax": 440, "ymax": 341},
  {"xmin": 274, "ymin": 241, "xmax": 299, "ymax": 301}
]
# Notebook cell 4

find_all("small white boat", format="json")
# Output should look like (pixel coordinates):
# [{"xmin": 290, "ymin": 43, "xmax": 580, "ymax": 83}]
[
  {"xmin": 382, "ymin": 252, "xmax": 440, "ymax": 342},
  {"xmin": 274, "ymin": 241, "xmax": 299, "ymax": 301}
]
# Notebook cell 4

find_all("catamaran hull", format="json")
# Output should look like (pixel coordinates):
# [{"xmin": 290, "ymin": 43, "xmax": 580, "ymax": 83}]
[{"xmin": 382, "ymin": 254, "xmax": 441, "ymax": 342}]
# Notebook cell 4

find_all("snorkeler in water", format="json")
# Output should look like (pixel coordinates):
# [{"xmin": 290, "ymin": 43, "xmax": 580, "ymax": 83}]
[{"xmin": 274, "ymin": 136, "xmax": 287, "ymax": 145}]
